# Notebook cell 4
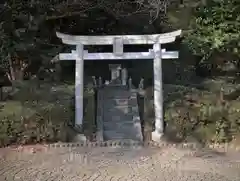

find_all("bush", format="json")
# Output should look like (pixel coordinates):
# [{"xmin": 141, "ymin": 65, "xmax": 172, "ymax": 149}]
[
  {"xmin": 0, "ymin": 78, "xmax": 98, "ymax": 147},
  {"xmin": 0, "ymin": 109, "xmax": 69, "ymax": 147},
  {"xmin": 0, "ymin": 82, "xmax": 74, "ymax": 147},
  {"xmin": 184, "ymin": 0, "xmax": 240, "ymax": 62},
  {"xmin": 165, "ymin": 91, "xmax": 240, "ymax": 143},
  {"xmin": 143, "ymin": 85, "xmax": 240, "ymax": 144}
]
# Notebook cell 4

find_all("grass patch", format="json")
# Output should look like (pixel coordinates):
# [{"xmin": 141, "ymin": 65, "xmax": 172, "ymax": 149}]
[{"xmin": 0, "ymin": 80, "xmax": 96, "ymax": 147}]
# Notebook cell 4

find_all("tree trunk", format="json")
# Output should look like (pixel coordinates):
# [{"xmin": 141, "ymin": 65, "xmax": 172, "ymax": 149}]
[
  {"xmin": 8, "ymin": 54, "xmax": 16, "ymax": 81},
  {"xmin": 8, "ymin": 54, "xmax": 27, "ymax": 81}
]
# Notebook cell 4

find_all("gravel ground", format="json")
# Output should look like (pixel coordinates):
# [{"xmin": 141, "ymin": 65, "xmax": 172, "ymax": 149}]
[{"xmin": 0, "ymin": 144, "xmax": 239, "ymax": 181}]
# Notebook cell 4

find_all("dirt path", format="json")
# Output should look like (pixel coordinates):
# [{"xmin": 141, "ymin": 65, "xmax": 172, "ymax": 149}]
[{"xmin": 0, "ymin": 144, "xmax": 240, "ymax": 181}]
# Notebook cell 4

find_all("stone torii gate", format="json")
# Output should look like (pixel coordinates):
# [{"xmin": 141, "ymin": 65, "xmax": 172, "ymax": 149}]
[{"xmin": 56, "ymin": 30, "xmax": 181, "ymax": 142}]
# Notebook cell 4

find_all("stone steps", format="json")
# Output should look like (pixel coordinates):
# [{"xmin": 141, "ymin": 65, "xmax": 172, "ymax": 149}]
[
  {"xmin": 103, "ymin": 129, "xmax": 143, "ymax": 141},
  {"xmin": 96, "ymin": 86, "xmax": 143, "ymax": 142},
  {"xmin": 103, "ymin": 120, "xmax": 141, "ymax": 130}
]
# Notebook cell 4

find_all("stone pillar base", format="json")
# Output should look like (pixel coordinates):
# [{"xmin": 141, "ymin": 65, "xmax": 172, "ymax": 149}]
[
  {"xmin": 151, "ymin": 131, "xmax": 163, "ymax": 143},
  {"xmin": 73, "ymin": 134, "xmax": 87, "ymax": 142}
]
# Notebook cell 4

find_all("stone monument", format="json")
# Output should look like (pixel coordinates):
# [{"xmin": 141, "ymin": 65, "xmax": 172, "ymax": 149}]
[{"xmin": 108, "ymin": 64, "xmax": 122, "ymax": 85}]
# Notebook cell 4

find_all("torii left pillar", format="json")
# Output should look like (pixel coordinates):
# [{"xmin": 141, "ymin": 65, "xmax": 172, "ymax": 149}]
[
  {"xmin": 75, "ymin": 44, "xmax": 84, "ymax": 126},
  {"xmin": 152, "ymin": 43, "xmax": 164, "ymax": 141}
]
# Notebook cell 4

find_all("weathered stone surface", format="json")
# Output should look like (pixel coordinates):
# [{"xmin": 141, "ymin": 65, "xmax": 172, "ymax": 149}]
[{"xmin": 97, "ymin": 86, "xmax": 143, "ymax": 141}]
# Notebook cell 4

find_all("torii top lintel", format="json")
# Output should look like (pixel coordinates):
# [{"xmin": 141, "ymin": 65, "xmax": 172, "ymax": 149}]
[{"xmin": 56, "ymin": 30, "xmax": 182, "ymax": 45}]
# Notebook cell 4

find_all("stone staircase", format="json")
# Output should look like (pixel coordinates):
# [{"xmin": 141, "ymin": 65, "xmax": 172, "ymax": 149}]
[{"xmin": 96, "ymin": 85, "xmax": 143, "ymax": 141}]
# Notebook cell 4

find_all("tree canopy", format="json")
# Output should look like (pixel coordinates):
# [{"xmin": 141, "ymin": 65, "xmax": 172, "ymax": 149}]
[
  {"xmin": 1, "ymin": 0, "xmax": 240, "ymax": 79},
  {"xmin": 184, "ymin": 0, "xmax": 240, "ymax": 62},
  {"xmin": 0, "ymin": 0, "xmax": 172, "ymax": 80}
]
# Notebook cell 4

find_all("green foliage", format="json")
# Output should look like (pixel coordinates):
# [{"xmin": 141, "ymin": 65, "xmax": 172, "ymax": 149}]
[
  {"xmin": 165, "ymin": 92, "xmax": 240, "ymax": 143},
  {"xmin": 0, "ymin": 110, "xmax": 68, "ymax": 147},
  {"xmin": 144, "ymin": 84, "xmax": 240, "ymax": 144},
  {"xmin": 0, "ymin": 80, "xmax": 97, "ymax": 147},
  {"xmin": 0, "ymin": 0, "xmax": 63, "ymax": 75},
  {"xmin": 184, "ymin": 0, "xmax": 240, "ymax": 61},
  {"xmin": 0, "ymin": 82, "xmax": 74, "ymax": 147}
]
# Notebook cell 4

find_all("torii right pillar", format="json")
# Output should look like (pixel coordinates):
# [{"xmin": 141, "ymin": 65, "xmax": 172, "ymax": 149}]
[{"xmin": 152, "ymin": 43, "xmax": 164, "ymax": 142}]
